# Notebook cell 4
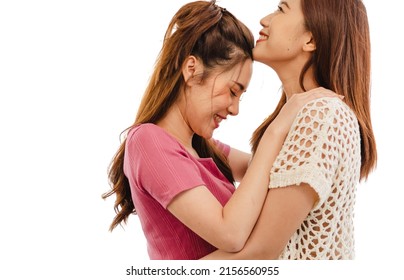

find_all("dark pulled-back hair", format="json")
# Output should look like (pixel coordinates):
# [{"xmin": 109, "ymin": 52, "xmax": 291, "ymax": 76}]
[{"xmin": 103, "ymin": 0, "xmax": 254, "ymax": 231}]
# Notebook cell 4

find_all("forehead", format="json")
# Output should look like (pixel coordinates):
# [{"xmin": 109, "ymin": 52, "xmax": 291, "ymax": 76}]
[
  {"xmin": 229, "ymin": 60, "xmax": 253, "ymax": 89},
  {"xmin": 206, "ymin": 59, "xmax": 253, "ymax": 90}
]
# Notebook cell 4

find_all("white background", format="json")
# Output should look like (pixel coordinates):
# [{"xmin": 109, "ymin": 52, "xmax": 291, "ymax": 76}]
[{"xmin": 1, "ymin": 0, "xmax": 402, "ymax": 279}]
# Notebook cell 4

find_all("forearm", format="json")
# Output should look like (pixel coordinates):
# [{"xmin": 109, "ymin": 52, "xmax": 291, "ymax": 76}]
[
  {"xmin": 203, "ymin": 184, "xmax": 319, "ymax": 259},
  {"xmin": 220, "ymin": 131, "xmax": 285, "ymax": 250}
]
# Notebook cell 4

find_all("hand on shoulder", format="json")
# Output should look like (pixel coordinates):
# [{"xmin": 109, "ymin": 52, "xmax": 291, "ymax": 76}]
[{"xmin": 265, "ymin": 87, "xmax": 343, "ymax": 138}]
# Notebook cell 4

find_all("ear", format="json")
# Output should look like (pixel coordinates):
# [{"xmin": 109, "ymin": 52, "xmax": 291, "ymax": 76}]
[
  {"xmin": 303, "ymin": 32, "xmax": 316, "ymax": 52},
  {"xmin": 182, "ymin": 56, "xmax": 202, "ymax": 84}
]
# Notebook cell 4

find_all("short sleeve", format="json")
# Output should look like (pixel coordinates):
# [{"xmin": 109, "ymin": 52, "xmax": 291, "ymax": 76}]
[
  {"xmin": 211, "ymin": 139, "xmax": 231, "ymax": 158},
  {"xmin": 124, "ymin": 124, "xmax": 206, "ymax": 208},
  {"xmin": 269, "ymin": 98, "xmax": 340, "ymax": 209}
]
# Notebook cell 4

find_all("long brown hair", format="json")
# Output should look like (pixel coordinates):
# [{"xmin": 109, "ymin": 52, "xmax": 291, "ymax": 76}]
[
  {"xmin": 102, "ymin": 0, "xmax": 254, "ymax": 231},
  {"xmin": 251, "ymin": 0, "xmax": 377, "ymax": 181}
]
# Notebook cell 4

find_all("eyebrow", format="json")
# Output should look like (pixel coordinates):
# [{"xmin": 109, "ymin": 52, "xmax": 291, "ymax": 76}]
[
  {"xmin": 279, "ymin": 1, "xmax": 290, "ymax": 9},
  {"xmin": 233, "ymin": 81, "xmax": 246, "ymax": 92}
]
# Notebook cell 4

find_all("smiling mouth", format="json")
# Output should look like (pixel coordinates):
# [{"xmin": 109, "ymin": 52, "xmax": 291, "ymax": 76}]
[
  {"xmin": 214, "ymin": 114, "xmax": 225, "ymax": 127},
  {"xmin": 259, "ymin": 34, "xmax": 269, "ymax": 40},
  {"xmin": 257, "ymin": 31, "xmax": 269, "ymax": 43}
]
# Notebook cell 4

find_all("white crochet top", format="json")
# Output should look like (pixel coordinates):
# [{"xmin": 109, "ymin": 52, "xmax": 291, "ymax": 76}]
[{"xmin": 270, "ymin": 97, "xmax": 361, "ymax": 260}]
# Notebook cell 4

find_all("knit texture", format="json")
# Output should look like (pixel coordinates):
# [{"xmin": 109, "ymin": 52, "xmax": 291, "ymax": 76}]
[
  {"xmin": 270, "ymin": 97, "xmax": 361, "ymax": 259},
  {"xmin": 124, "ymin": 124, "xmax": 234, "ymax": 259}
]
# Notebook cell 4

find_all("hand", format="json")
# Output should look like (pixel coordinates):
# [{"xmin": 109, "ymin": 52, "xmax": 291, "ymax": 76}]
[{"xmin": 266, "ymin": 87, "xmax": 343, "ymax": 138}]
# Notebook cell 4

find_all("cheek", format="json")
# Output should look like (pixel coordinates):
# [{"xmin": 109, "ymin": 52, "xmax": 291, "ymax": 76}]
[
  {"xmin": 187, "ymin": 87, "xmax": 211, "ymax": 110},
  {"xmin": 253, "ymin": 33, "xmax": 301, "ymax": 64},
  {"xmin": 189, "ymin": 98, "xmax": 213, "ymax": 122},
  {"xmin": 212, "ymin": 91, "xmax": 231, "ymax": 109}
]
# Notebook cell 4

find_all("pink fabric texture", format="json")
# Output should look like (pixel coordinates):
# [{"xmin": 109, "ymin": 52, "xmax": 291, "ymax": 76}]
[{"xmin": 124, "ymin": 123, "xmax": 234, "ymax": 259}]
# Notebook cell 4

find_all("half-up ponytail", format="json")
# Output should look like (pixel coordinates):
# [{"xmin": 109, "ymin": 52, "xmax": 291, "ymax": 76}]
[{"xmin": 103, "ymin": 0, "xmax": 254, "ymax": 231}]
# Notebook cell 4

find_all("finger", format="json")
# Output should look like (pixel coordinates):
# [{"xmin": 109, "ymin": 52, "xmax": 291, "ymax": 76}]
[{"xmin": 305, "ymin": 88, "xmax": 343, "ymax": 100}]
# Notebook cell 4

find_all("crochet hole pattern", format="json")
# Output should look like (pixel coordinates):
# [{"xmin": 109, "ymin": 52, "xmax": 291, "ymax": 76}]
[{"xmin": 270, "ymin": 98, "xmax": 361, "ymax": 259}]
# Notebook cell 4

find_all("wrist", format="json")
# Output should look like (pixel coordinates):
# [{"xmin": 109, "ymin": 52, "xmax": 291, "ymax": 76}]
[
  {"xmin": 253, "ymin": 129, "xmax": 286, "ymax": 162},
  {"xmin": 262, "ymin": 124, "xmax": 288, "ymax": 142}
]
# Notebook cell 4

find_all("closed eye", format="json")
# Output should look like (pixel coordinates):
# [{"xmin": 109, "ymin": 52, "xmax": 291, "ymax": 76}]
[{"xmin": 230, "ymin": 89, "xmax": 244, "ymax": 102}]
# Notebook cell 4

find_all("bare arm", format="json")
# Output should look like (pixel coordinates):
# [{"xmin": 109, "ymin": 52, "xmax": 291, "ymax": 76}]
[
  {"xmin": 227, "ymin": 148, "xmax": 251, "ymax": 182},
  {"xmin": 201, "ymin": 183, "xmax": 318, "ymax": 259},
  {"xmin": 169, "ymin": 88, "xmax": 341, "ymax": 253},
  {"xmin": 168, "ymin": 131, "xmax": 285, "ymax": 252},
  {"xmin": 202, "ymin": 90, "xmax": 342, "ymax": 259}
]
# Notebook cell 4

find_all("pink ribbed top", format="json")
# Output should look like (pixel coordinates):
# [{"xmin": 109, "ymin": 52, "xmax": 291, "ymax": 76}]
[{"xmin": 124, "ymin": 123, "xmax": 234, "ymax": 259}]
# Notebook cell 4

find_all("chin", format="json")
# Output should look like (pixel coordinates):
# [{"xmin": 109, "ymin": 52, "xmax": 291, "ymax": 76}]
[
  {"xmin": 194, "ymin": 130, "xmax": 213, "ymax": 140},
  {"xmin": 252, "ymin": 47, "xmax": 271, "ymax": 65},
  {"xmin": 252, "ymin": 46, "xmax": 264, "ymax": 61},
  {"xmin": 201, "ymin": 130, "xmax": 214, "ymax": 140},
  {"xmin": 203, "ymin": 133, "xmax": 214, "ymax": 140}
]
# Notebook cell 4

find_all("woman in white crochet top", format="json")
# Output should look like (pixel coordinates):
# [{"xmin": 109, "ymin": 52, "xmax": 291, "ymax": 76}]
[{"xmin": 202, "ymin": 0, "xmax": 377, "ymax": 259}]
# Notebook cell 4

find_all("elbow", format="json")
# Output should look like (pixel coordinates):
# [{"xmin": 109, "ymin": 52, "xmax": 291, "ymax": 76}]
[
  {"xmin": 219, "ymin": 232, "xmax": 248, "ymax": 253},
  {"xmin": 251, "ymin": 245, "xmax": 282, "ymax": 259},
  {"xmin": 238, "ymin": 243, "xmax": 282, "ymax": 260},
  {"xmin": 221, "ymin": 240, "xmax": 245, "ymax": 253}
]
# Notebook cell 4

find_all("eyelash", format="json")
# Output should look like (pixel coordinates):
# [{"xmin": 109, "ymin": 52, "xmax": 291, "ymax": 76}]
[
  {"xmin": 277, "ymin": 5, "xmax": 284, "ymax": 12},
  {"xmin": 230, "ymin": 90, "xmax": 244, "ymax": 101}
]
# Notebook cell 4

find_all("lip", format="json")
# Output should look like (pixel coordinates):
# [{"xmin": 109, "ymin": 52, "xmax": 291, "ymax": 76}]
[
  {"xmin": 213, "ymin": 114, "xmax": 226, "ymax": 128},
  {"xmin": 256, "ymin": 31, "xmax": 269, "ymax": 44}
]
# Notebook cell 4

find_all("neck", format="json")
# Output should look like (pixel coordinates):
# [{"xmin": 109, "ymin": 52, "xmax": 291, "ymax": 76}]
[
  {"xmin": 157, "ymin": 103, "xmax": 195, "ymax": 152},
  {"xmin": 282, "ymin": 72, "xmax": 318, "ymax": 100},
  {"xmin": 272, "ymin": 59, "xmax": 318, "ymax": 99}
]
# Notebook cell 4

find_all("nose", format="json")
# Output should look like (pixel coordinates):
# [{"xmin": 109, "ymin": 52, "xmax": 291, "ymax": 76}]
[
  {"xmin": 260, "ymin": 13, "xmax": 273, "ymax": 27},
  {"xmin": 228, "ymin": 99, "xmax": 240, "ymax": 116}
]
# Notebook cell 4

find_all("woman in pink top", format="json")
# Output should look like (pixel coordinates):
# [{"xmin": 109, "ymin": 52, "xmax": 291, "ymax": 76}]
[{"xmin": 102, "ymin": 0, "xmax": 340, "ymax": 260}]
